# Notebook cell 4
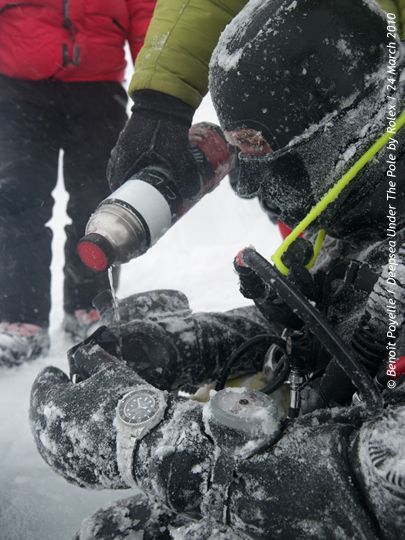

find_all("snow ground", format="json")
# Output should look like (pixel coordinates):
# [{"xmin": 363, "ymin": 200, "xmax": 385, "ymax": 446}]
[{"xmin": 0, "ymin": 94, "xmax": 279, "ymax": 539}]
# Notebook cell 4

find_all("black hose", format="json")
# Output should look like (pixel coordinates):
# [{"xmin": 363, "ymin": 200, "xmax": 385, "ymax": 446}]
[
  {"xmin": 260, "ymin": 354, "xmax": 290, "ymax": 395},
  {"xmin": 239, "ymin": 248, "xmax": 383, "ymax": 414},
  {"xmin": 215, "ymin": 334, "xmax": 285, "ymax": 391}
]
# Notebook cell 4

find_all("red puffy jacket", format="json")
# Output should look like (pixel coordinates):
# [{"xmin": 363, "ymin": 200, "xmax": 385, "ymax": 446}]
[{"xmin": 0, "ymin": 0, "xmax": 155, "ymax": 82}]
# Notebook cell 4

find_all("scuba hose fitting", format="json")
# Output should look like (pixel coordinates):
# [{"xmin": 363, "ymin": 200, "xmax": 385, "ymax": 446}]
[
  {"xmin": 233, "ymin": 247, "xmax": 383, "ymax": 416},
  {"xmin": 215, "ymin": 334, "xmax": 285, "ymax": 392}
]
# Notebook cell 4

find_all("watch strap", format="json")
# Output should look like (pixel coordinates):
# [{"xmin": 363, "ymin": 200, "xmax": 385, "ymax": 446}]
[{"xmin": 116, "ymin": 424, "xmax": 139, "ymax": 487}]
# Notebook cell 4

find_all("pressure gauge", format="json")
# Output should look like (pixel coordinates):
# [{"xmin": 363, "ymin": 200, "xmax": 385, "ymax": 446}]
[{"xmin": 208, "ymin": 388, "xmax": 282, "ymax": 440}]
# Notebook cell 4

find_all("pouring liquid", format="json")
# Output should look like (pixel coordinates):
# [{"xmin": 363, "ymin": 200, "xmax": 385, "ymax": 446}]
[
  {"xmin": 108, "ymin": 267, "xmax": 120, "ymax": 323},
  {"xmin": 108, "ymin": 266, "xmax": 123, "ymax": 358}
]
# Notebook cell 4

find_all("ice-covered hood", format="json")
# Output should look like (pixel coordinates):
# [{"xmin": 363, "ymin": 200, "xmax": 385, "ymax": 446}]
[
  {"xmin": 209, "ymin": 0, "xmax": 404, "ymax": 238},
  {"xmin": 250, "ymin": 71, "xmax": 405, "ymax": 238}
]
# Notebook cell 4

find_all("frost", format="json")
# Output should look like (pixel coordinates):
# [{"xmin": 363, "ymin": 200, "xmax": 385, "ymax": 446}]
[
  {"xmin": 361, "ymin": 0, "xmax": 386, "ymax": 17},
  {"xmin": 340, "ymin": 145, "xmax": 357, "ymax": 164},
  {"xmin": 191, "ymin": 464, "xmax": 202, "ymax": 474},
  {"xmin": 210, "ymin": 0, "xmax": 270, "ymax": 73},
  {"xmin": 203, "ymin": 387, "xmax": 282, "ymax": 453},
  {"xmin": 215, "ymin": 47, "xmax": 244, "ymax": 73},
  {"xmin": 121, "ymin": 531, "xmax": 143, "ymax": 539},
  {"xmin": 3, "ymin": 18, "xmax": 404, "ymax": 535},
  {"xmin": 336, "ymin": 39, "xmax": 351, "ymax": 57},
  {"xmin": 43, "ymin": 403, "xmax": 65, "ymax": 422},
  {"xmin": 285, "ymin": 1, "xmax": 297, "ymax": 11},
  {"xmin": 154, "ymin": 445, "xmax": 175, "ymax": 459},
  {"xmin": 38, "ymin": 430, "xmax": 59, "ymax": 454}
]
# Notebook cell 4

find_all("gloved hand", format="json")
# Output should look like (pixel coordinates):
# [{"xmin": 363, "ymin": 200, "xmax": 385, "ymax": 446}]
[
  {"xmin": 107, "ymin": 90, "xmax": 197, "ymax": 192},
  {"xmin": 30, "ymin": 343, "xmax": 147, "ymax": 489},
  {"xmin": 68, "ymin": 320, "xmax": 180, "ymax": 391},
  {"xmin": 75, "ymin": 289, "xmax": 273, "ymax": 394}
]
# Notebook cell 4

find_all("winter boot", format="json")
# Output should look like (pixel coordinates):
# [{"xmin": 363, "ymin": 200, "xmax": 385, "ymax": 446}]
[
  {"xmin": 0, "ymin": 322, "xmax": 50, "ymax": 367},
  {"xmin": 63, "ymin": 308, "xmax": 101, "ymax": 342}
]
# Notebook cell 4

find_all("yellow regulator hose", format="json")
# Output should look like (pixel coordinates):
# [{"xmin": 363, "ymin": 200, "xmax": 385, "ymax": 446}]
[{"xmin": 272, "ymin": 110, "xmax": 405, "ymax": 275}]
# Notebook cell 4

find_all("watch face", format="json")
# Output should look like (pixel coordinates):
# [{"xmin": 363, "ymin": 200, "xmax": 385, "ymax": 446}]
[{"xmin": 118, "ymin": 388, "xmax": 160, "ymax": 427}]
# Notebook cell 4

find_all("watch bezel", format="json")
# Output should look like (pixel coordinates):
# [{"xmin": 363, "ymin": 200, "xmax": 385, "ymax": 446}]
[{"xmin": 117, "ymin": 386, "xmax": 166, "ymax": 428}]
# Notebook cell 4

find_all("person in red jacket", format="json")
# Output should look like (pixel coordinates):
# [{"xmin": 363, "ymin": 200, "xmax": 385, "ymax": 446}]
[{"xmin": 0, "ymin": 0, "xmax": 155, "ymax": 366}]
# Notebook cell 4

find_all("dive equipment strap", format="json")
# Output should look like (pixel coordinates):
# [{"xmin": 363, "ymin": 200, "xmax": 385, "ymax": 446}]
[
  {"xmin": 272, "ymin": 110, "xmax": 405, "ymax": 275},
  {"xmin": 239, "ymin": 248, "xmax": 383, "ymax": 414}
]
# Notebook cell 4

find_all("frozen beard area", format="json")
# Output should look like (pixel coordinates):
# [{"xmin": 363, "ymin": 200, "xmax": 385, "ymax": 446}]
[{"xmin": 0, "ymin": 96, "xmax": 280, "ymax": 540}]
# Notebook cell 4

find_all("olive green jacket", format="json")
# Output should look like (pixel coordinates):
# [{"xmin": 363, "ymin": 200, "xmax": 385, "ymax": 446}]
[
  {"xmin": 130, "ymin": 0, "xmax": 405, "ymax": 108},
  {"xmin": 380, "ymin": 0, "xmax": 405, "ymax": 34}
]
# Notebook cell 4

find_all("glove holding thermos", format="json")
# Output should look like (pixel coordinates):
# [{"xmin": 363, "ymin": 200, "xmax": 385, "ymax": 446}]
[{"xmin": 78, "ymin": 90, "xmax": 237, "ymax": 272}]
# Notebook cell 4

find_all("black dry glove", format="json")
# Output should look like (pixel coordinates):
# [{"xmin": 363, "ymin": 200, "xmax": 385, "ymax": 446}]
[
  {"xmin": 107, "ymin": 90, "xmax": 197, "ymax": 193},
  {"xmin": 29, "ymin": 344, "xmax": 148, "ymax": 489},
  {"xmin": 82, "ymin": 290, "xmax": 274, "ymax": 393}
]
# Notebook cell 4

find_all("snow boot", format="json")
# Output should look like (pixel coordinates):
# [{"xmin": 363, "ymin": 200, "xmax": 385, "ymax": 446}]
[
  {"xmin": 0, "ymin": 322, "xmax": 50, "ymax": 367},
  {"xmin": 63, "ymin": 308, "xmax": 102, "ymax": 342}
]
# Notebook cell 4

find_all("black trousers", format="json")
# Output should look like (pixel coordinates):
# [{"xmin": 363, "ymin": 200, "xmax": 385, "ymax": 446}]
[{"xmin": 0, "ymin": 75, "xmax": 127, "ymax": 327}]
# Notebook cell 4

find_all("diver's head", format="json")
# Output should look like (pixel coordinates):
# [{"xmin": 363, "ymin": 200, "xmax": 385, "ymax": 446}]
[{"xmin": 210, "ymin": 0, "xmax": 402, "ymax": 237}]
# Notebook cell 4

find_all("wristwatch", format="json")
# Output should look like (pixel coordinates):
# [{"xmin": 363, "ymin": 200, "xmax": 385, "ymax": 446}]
[{"xmin": 116, "ymin": 385, "xmax": 167, "ymax": 486}]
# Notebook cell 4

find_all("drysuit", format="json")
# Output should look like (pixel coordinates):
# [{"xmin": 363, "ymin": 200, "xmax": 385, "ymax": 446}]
[{"xmin": 30, "ymin": 291, "xmax": 405, "ymax": 539}]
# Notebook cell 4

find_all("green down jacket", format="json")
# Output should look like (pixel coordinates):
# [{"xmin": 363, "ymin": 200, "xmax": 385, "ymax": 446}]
[{"xmin": 129, "ymin": 0, "xmax": 405, "ymax": 109}]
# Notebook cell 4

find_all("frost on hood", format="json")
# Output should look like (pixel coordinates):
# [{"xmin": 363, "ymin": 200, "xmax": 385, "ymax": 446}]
[
  {"xmin": 209, "ymin": 0, "xmax": 398, "ymax": 236},
  {"xmin": 210, "ymin": 0, "xmax": 294, "ymax": 74}
]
